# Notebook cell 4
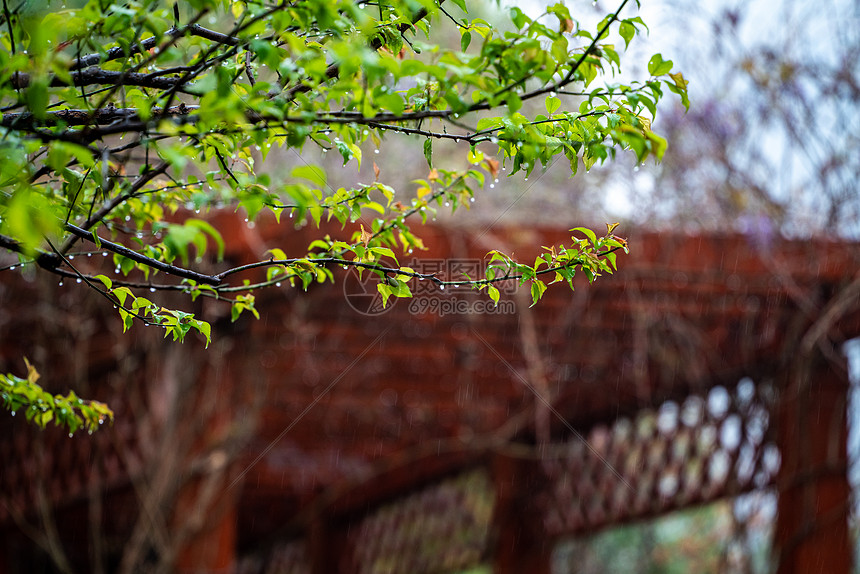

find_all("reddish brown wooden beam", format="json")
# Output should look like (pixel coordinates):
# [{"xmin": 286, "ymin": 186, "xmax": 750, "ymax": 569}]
[
  {"xmin": 774, "ymin": 349, "xmax": 852, "ymax": 574},
  {"xmin": 491, "ymin": 453, "xmax": 552, "ymax": 574}
]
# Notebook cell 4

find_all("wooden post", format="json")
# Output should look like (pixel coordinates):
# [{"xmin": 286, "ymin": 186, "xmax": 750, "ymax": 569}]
[
  {"xmin": 774, "ymin": 349, "xmax": 852, "ymax": 574},
  {"xmin": 309, "ymin": 510, "xmax": 353, "ymax": 574},
  {"xmin": 491, "ymin": 453, "xmax": 552, "ymax": 574},
  {"xmin": 174, "ymin": 489, "xmax": 238, "ymax": 574}
]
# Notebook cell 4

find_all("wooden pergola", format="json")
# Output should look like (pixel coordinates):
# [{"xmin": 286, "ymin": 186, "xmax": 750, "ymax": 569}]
[{"xmin": 1, "ymin": 217, "xmax": 857, "ymax": 573}]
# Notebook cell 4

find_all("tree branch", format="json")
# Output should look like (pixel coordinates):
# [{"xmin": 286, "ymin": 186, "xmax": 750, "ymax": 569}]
[
  {"xmin": 62, "ymin": 222, "xmax": 222, "ymax": 286},
  {"xmin": 9, "ymin": 67, "xmax": 192, "ymax": 91},
  {"xmin": 0, "ymin": 233, "xmax": 61, "ymax": 270},
  {"xmin": 68, "ymin": 21, "xmax": 237, "ymax": 70},
  {"xmin": 1, "ymin": 105, "xmax": 194, "ymax": 129}
]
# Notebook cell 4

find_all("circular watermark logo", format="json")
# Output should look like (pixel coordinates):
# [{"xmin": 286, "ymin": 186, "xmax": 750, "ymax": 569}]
[{"xmin": 342, "ymin": 266, "xmax": 395, "ymax": 316}]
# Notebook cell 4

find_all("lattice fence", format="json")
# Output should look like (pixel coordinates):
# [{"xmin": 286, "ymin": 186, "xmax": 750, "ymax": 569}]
[
  {"xmin": 238, "ymin": 469, "xmax": 494, "ymax": 574},
  {"xmin": 537, "ymin": 378, "xmax": 779, "ymax": 537},
  {"xmin": 348, "ymin": 469, "xmax": 494, "ymax": 574},
  {"xmin": 239, "ymin": 379, "xmax": 781, "ymax": 572}
]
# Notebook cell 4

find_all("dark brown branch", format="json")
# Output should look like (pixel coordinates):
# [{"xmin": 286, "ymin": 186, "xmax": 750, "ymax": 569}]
[
  {"xmin": 62, "ymin": 222, "xmax": 222, "ymax": 286},
  {"xmin": 9, "ymin": 68, "xmax": 188, "ymax": 91},
  {"xmin": 213, "ymin": 246, "xmax": 620, "ymax": 289},
  {"xmin": 1, "ymin": 104, "xmax": 194, "ymax": 129},
  {"xmin": 69, "ymin": 22, "xmax": 237, "ymax": 70},
  {"xmin": 70, "ymin": 35, "xmax": 163, "ymax": 71},
  {"xmin": 0, "ymin": 233, "xmax": 61, "ymax": 270},
  {"xmin": 46, "ymin": 238, "xmax": 163, "ymax": 328},
  {"xmin": 187, "ymin": 23, "xmax": 241, "ymax": 47}
]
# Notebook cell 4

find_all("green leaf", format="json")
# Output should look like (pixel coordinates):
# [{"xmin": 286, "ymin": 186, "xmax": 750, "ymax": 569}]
[
  {"xmin": 423, "ymin": 138, "xmax": 433, "ymax": 168},
  {"xmin": 647, "ymin": 53, "xmax": 673, "ymax": 76},
  {"xmin": 291, "ymin": 164, "xmax": 327, "ymax": 188},
  {"xmin": 488, "ymin": 285, "xmax": 500, "ymax": 306},
  {"xmin": 375, "ymin": 93, "xmax": 405, "ymax": 116},
  {"xmin": 571, "ymin": 226, "xmax": 598, "ymax": 246},
  {"xmin": 391, "ymin": 278, "xmax": 411, "ymax": 298},
  {"xmin": 93, "ymin": 274, "xmax": 113, "ymax": 290},
  {"xmin": 530, "ymin": 280, "xmax": 547, "ymax": 307},
  {"xmin": 377, "ymin": 282, "xmax": 393, "ymax": 308},
  {"xmin": 25, "ymin": 79, "xmax": 49, "ymax": 120},
  {"xmin": 460, "ymin": 31, "xmax": 472, "ymax": 52},
  {"xmin": 195, "ymin": 319, "xmax": 211, "ymax": 348},
  {"xmin": 186, "ymin": 219, "xmax": 225, "ymax": 261},
  {"xmin": 369, "ymin": 246, "xmax": 397, "ymax": 262},
  {"xmin": 619, "ymin": 21, "xmax": 635, "ymax": 49}
]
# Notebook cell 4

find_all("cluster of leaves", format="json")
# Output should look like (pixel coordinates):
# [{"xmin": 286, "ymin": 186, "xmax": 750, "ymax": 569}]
[
  {"xmin": 92, "ymin": 273, "xmax": 212, "ymax": 345},
  {"xmin": 484, "ymin": 223, "xmax": 628, "ymax": 306},
  {"xmin": 0, "ymin": 359, "xmax": 114, "ymax": 434},
  {"xmin": 0, "ymin": 0, "xmax": 686, "ymax": 431}
]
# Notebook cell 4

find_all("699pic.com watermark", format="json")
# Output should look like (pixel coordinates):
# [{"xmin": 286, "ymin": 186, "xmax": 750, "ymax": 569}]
[
  {"xmin": 406, "ymin": 295, "xmax": 515, "ymax": 316},
  {"xmin": 342, "ymin": 258, "xmax": 518, "ymax": 317}
]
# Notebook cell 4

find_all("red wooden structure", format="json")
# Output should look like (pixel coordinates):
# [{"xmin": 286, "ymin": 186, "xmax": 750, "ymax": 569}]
[{"xmin": 0, "ymin": 217, "xmax": 857, "ymax": 573}]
